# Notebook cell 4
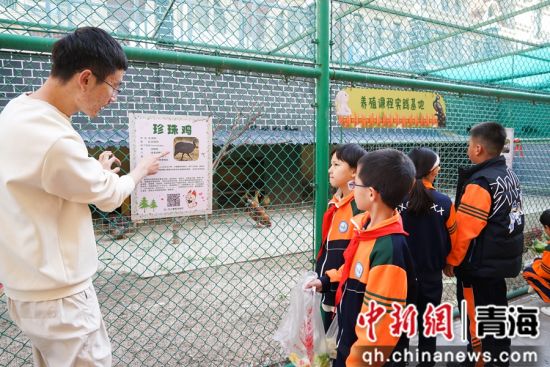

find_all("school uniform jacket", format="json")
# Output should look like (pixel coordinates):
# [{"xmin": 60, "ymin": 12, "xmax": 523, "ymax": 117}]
[
  {"xmin": 447, "ymin": 156, "xmax": 524, "ymax": 278},
  {"xmin": 399, "ymin": 180, "xmax": 457, "ymax": 280},
  {"xmin": 320, "ymin": 212, "xmax": 417, "ymax": 367},
  {"xmin": 315, "ymin": 191, "xmax": 362, "ymax": 311},
  {"xmin": 532, "ymin": 240, "xmax": 550, "ymax": 281}
]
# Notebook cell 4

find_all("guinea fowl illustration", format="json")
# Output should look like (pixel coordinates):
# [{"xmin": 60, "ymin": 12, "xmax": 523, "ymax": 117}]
[
  {"xmin": 174, "ymin": 138, "xmax": 198, "ymax": 160},
  {"xmin": 243, "ymin": 191, "xmax": 272, "ymax": 227},
  {"xmin": 433, "ymin": 95, "xmax": 446, "ymax": 127}
]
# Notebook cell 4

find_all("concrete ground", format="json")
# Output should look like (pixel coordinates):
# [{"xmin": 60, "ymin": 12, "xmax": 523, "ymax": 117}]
[{"xmin": 410, "ymin": 291, "xmax": 550, "ymax": 366}]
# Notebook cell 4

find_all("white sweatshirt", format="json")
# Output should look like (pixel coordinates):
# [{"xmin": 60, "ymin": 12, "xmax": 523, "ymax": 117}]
[{"xmin": 0, "ymin": 94, "xmax": 135, "ymax": 301}]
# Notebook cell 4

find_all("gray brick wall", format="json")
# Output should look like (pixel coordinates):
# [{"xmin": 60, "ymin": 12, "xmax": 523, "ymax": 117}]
[{"xmin": 0, "ymin": 51, "xmax": 316, "ymax": 133}]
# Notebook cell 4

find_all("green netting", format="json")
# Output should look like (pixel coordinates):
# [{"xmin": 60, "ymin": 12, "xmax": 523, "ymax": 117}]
[
  {"xmin": 0, "ymin": 50, "xmax": 316, "ymax": 366},
  {"xmin": 1, "ymin": 1, "xmax": 550, "ymax": 92},
  {"xmin": 329, "ymin": 82, "xmax": 550, "ymax": 315},
  {"xmin": 330, "ymin": 0, "xmax": 550, "ymax": 92},
  {"xmin": 1, "ymin": 1, "xmax": 550, "ymax": 366}
]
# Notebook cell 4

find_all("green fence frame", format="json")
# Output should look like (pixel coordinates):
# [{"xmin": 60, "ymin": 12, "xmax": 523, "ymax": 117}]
[{"xmin": 1, "ymin": 1, "xmax": 550, "ymax": 365}]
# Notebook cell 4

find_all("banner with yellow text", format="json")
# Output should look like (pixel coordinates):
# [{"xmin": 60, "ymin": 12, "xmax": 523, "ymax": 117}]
[{"xmin": 335, "ymin": 88, "xmax": 446, "ymax": 128}]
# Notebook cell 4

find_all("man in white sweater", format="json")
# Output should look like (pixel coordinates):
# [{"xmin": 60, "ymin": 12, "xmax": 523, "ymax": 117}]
[{"xmin": 0, "ymin": 27, "xmax": 167, "ymax": 366}]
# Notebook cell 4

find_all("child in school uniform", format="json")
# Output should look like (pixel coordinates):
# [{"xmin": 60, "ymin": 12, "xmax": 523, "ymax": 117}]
[
  {"xmin": 445, "ymin": 122, "xmax": 524, "ymax": 367},
  {"xmin": 523, "ymin": 209, "xmax": 550, "ymax": 316},
  {"xmin": 399, "ymin": 147, "xmax": 457, "ymax": 366},
  {"xmin": 307, "ymin": 148, "xmax": 417, "ymax": 367},
  {"xmin": 315, "ymin": 144, "xmax": 367, "ymax": 329}
]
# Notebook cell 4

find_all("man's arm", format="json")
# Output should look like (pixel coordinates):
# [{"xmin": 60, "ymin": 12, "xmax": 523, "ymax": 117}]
[{"xmin": 42, "ymin": 135, "xmax": 166, "ymax": 212}]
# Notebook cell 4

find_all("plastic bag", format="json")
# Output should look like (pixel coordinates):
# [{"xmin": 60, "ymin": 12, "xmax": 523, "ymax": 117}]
[
  {"xmin": 325, "ymin": 315, "xmax": 338, "ymax": 360},
  {"xmin": 274, "ymin": 271, "xmax": 329, "ymax": 367}
]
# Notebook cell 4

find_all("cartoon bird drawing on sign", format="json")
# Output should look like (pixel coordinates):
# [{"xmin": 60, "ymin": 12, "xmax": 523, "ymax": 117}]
[
  {"xmin": 335, "ymin": 90, "xmax": 352, "ymax": 116},
  {"xmin": 433, "ymin": 94, "xmax": 446, "ymax": 127},
  {"xmin": 243, "ymin": 191, "xmax": 271, "ymax": 228},
  {"xmin": 186, "ymin": 190, "xmax": 198, "ymax": 208}
]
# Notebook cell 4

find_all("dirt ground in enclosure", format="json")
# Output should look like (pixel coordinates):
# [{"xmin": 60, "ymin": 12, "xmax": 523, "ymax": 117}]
[
  {"xmin": 0, "ymin": 196, "xmax": 543, "ymax": 366},
  {"xmin": 1, "ymin": 253, "xmax": 311, "ymax": 367}
]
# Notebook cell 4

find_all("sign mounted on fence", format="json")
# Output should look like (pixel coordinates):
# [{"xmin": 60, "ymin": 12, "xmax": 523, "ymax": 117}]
[
  {"xmin": 335, "ymin": 87, "xmax": 447, "ymax": 128},
  {"xmin": 129, "ymin": 113, "xmax": 213, "ymax": 221}
]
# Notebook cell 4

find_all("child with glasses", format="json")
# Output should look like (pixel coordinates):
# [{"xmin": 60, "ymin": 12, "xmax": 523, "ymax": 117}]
[
  {"xmin": 398, "ymin": 147, "xmax": 457, "ymax": 367},
  {"xmin": 315, "ymin": 143, "xmax": 367, "ymax": 330},
  {"xmin": 307, "ymin": 148, "xmax": 417, "ymax": 366}
]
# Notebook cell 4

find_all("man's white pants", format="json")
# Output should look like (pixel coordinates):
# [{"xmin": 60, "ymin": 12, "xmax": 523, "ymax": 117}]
[{"xmin": 7, "ymin": 284, "xmax": 112, "ymax": 367}]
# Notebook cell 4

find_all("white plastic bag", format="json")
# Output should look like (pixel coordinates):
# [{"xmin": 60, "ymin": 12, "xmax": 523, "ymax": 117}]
[
  {"xmin": 325, "ymin": 314, "xmax": 338, "ymax": 360},
  {"xmin": 274, "ymin": 271, "xmax": 329, "ymax": 367}
]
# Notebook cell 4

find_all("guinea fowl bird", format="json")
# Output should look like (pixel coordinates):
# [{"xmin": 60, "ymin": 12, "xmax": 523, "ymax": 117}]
[
  {"xmin": 433, "ymin": 95, "xmax": 446, "ymax": 127},
  {"xmin": 243, "ymin": 191, "xmax": 271, "ymax": 227},
  {"xmin": 174, "ymin": 138, "xmax": 198, "ymax": 160}
]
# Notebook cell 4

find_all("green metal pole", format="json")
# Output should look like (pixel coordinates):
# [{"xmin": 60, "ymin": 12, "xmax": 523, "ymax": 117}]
[
  {"xmin": 331, "ymin": 70, "xmax": 550, "ymax": 102},
  {"xmin": 0, "ymin": 33, "xmax": 320, "ymax": 79},
  {"xmin": 424, "ymin": 42, "xmax": 550, "ymax": 76},
  {"xmin": 353, "ymin": 0, "xmax": 550, "ymax": 66},
  {"xmin": 314, "ymin": 0, "xmax": 330, "ymax": 260},
  {"xmin": 269, "ymin": 0, "xmax": 376, "ymax": 55},
  {"xmin": 1, "ymin": 33, "xmax": 549, "ymax": 103},
  {"xmin": 0, "ymin": 18, "xmax": 314, "ymax": 63},
  {"xmin": 338, "ymin": 0, "xmax": 542, "ymax": 51}
]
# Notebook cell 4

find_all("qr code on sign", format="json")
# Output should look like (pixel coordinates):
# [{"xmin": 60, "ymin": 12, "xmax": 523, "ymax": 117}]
[{"xmin": 167, "ymin": 194, "xmax": 181, "ymax": 208}]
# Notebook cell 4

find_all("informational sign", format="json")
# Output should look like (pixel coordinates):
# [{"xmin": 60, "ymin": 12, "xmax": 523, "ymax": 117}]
[
  {"xmin": 129, "ymin": 113, "xmax": 212, "ymax": 221},
  {"xmin": 335, "ymin": 87, "xmax": 447, "ymax": 128},
  {"xmin": 502, "ymin": 127, "xmax": 515, "ymax": 168}
]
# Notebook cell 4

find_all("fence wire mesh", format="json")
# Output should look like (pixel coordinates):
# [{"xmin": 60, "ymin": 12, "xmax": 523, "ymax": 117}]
[
  {"xmin": 0, "ymin": 51, "xmax": 316, "ymax": 366},
  {"xmin": 330, "ymin": 0, "xmax": 550, "ymax": 91},
  {"xmin": 0, "ymin": 0, "xmax": 317, "ymax": 62},
  {"xmin": 329, "ymin": 81, "xmax": 550, "ymax": 310},
  {"xmin": 1, "ymin": 0, "xmax": 550, "ymax": 366}
]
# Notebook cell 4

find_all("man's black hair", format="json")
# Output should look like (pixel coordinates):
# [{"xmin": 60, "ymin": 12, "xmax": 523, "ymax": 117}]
[
  {"xmin": 332, "ymin": 144, "xmax": 367, "ymax": 169},
  {"xmin": 51, "ymin": 27, "xmax": 128, "ymax": 83},
  {"xmin": 357, "ymin": 148, "xmax": 416, "ymax": 209},
  {"xmin": 470, "ymin": 122, "xmax": 506, "ymax": 157}
]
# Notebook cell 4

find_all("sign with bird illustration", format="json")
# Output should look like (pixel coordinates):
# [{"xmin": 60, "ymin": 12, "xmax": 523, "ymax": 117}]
[
  {"xmin": 129, "ymin": 113, "xmax": 212, "ymax": 220},
  {"xmin": 335, "ymin": 88, "xmax": 446, "ymax": 128}
]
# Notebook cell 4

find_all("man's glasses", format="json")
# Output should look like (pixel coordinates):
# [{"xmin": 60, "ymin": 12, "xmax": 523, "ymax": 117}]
[
  {"xmin": 348, "ymin": 181, "xmax": 374, "ymax": 191},
  {"xmin": 92, "ymin": 72, "xmax": 122, "ymax": 96}
]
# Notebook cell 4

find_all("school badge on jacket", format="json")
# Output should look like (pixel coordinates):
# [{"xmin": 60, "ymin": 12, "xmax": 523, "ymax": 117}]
[
  {"xmin": 354, "ymin": 262, "xmax": 364, "ymax": 278},
  {"xmin": 339, "ymin": 220, "xmax": 349, "ymax": 233}
]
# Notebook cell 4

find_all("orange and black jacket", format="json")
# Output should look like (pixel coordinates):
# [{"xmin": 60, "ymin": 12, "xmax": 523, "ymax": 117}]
[
  {"xmin": 315, "ymin": 191, "xmax": 362, "ymax": 311},
  {"xmin": 447, "ymin": 156, "xmax": 524, "ymax": 278},
  {"xmin": 319, "ymin": 212, "xmax": 417, "ymax": 367},
  {"xmin": 399, "ymin": 180, "xmax": 457, "ymax": 279},
  {"xmin": 532, "ymin": 240, "xmax": 550, "ymax": 281}
]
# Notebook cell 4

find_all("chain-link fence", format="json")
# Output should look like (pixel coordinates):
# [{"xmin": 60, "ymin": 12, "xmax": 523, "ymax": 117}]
[{"xmin": 1, "ymin": 0, "xmax": 550, "ymax": 366}]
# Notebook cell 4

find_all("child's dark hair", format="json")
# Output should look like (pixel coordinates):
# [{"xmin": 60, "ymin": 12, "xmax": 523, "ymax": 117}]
[
  {"xmin": 540, "ymin": 209, "xmax": 550, "ymax": 227},
  {"xmin": 331, "ymin": 144, "xmax": 367, "ymax": 169},
  {"xmin": 407, "ymin": 147, "xmax": 439, "ymax": 214},
  {"xmin": 357, "ymin": 149, "xmax": 416, "ymax": 209},
  {"xmin": 51, "ymin": 27, "xmax": 128, "ymax": 83},
  {"xmin": 470, "ymin": 122, "xmax": 506, "ymax": 156}
]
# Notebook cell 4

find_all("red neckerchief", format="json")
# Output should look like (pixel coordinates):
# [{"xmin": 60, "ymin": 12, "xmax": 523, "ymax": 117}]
[
  {"xmin": 316, "ymin": 191, "xmax": 355, "ymax": 260},
  {"xmin": 334, "ymin": 213, "xmax": 407, "ymax": 306}
]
